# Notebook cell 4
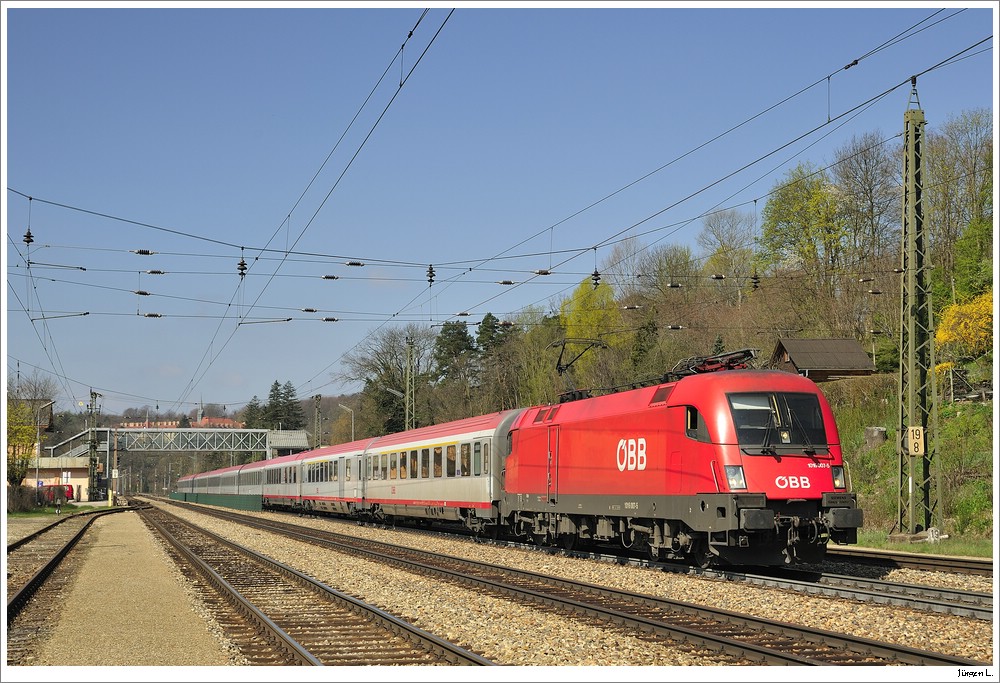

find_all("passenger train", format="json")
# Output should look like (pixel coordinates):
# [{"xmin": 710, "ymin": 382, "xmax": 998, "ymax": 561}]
[{"xmin": 177, "ymin": 357, "xmax": 863, "ymax": 566}]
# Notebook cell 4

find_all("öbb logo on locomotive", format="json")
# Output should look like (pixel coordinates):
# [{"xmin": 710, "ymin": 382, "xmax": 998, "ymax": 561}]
[
  {"xmin": 774, "ymin": 475, "xmax": 811, "ymax": 489},
  {"xmin": 616, "ymin": 437, "xmax": 647, "ymax": 471}
]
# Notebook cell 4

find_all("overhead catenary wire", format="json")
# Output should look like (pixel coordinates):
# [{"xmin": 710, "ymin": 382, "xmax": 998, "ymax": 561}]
[{"xmin": 6, "ymin": 16, "xmax": 991, "ymax": 410}]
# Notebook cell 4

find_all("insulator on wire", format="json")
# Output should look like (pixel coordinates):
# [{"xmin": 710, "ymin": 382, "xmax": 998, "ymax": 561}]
[
  {"xmin": 23, "ymin": 229, "xmax": 34, "ymax": 246},
  {"xmin": 427, "ymin": 264, "xmax": 435, "ymax": 285},
  {"xmin": 591, "ymin": 269, "xmax": 601, "ymax": 289},
  {"xmin": 237, "ymin": 258, "xmax": 247, "ymax": 279}
]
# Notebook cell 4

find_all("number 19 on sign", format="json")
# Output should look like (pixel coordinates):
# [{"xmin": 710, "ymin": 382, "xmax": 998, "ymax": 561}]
[{"xmin": 907, "ymin": 425, "xmax": 925, "ymax": 456}]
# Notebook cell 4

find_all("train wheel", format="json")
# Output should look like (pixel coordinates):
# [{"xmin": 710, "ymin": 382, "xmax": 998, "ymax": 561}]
[
  {"xmin": 561, "ymin": 533, "xmax": 577, "ymax": 552},
  {"xmin": 693, "ymin": 544, "xmax": 714, "ymax": 569},
  {"xmin": 648, "ymin": 544, "xmax": 663, "ymax": 562}
]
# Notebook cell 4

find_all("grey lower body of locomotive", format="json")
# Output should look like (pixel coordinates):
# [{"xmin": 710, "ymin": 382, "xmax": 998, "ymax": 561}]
[{"xmin": 495, "ymin": 490, "xmax": 863, "ymax": 566}]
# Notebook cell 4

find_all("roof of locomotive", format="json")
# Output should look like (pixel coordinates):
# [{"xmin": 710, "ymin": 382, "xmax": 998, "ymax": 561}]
[{"xmin": 512, "ymin": 369, "xmax": 830, "ymax": 429}]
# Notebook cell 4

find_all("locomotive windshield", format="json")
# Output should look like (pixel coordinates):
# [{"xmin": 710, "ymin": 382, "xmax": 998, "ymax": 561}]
[{"xmin": 727, "ymin": 392, "xmax": 828, "ymax": 455}]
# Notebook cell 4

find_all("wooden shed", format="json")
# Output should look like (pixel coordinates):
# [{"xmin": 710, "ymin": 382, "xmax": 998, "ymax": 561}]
[{"xmin": 769, "ymin": 338, "xmax": 876, "ymax": 382}]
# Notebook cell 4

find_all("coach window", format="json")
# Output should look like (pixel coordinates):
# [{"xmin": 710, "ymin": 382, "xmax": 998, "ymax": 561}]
[
  {"xmin": 686, "ymin": 406, "xmax": 710, "ymax": 443},
  {"xmin": 390, "ymin": 453, "xmax": 398, "ymax": 480},
  {"xmin": 473, "ymin": 442, "xmax": 482, "ymax": 476},
  {"xmin": 346, "ymin": 460, "xmax": 352, "ymax": 481},
  {"xmin": 446, "ymin": 445, "xmax": 458, "ymax": 477},
  {"xmin": 483, "ymin": 441, "xmax": 490, "ymax": 474},
  {"xmin": 411, "ymin": 450, "xmax": 419, "ymax": 479},
  {"xmin": 381, "ymin": 453, "xmax": 388, "ymax": 480},
  {"xmin": 460, "ymin": 443, "xmax": 471, "ymax": 477},
  {"xmin": 421, "ymin": 448, "xmax": 430, "ymax": 478},
  {"xmin": 433, "ymin": 446, "xmax": 443, "ymax": 478},
  {"xmin": 398, "ymin": 453, "xmax": 407, "ymax": 479},
  {"xmin": 333, "ymin": 461, "xmax": 339, "ymax": 482}
]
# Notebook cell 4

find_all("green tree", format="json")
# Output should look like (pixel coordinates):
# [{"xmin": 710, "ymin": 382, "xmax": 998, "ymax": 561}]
[
  {"xmin": 6, "ymin": 398, "xmax": 35, "ymax": 487},
  {"xmin": 558, "ymin": 277, "xmax": 623, "ymax": 387},
  {"xmin": 925, "ymin": 108, "xmax": 993, "ymax": 306},
  {"xmin": 262, "ymin": 380, "xmax": 305, "ymax": 430},
  {"xmin": 476, "ymin": 312, "xmax": 514, "ymax": 356},
  {"xmin": 760, "ymin": 163, "xmax": 845, "ymax": 287},
  {"xmin": 952, "ymin": 216, "xmax": 993, "ymax": 301},
  {"xmin": 512, "ymin": 307, "xmax": 564, "ymax": 404},
  {"xmin": 282, "ymin": 382, "xmax": 307, "ymax": 429},
  {"xmin": 6, "ymin": 371, "xmax": 58, "ymax": 488},
  {"xmin": 240, "ymin": 395, "xmax": 266, "ymax": 428},
  {"xmin": 433, "ymin": 320, "xmax": 476, "ymax": 383},
  {"xmin": 263, "ymin": 381, "xmax": 283, "ymax": 428}
]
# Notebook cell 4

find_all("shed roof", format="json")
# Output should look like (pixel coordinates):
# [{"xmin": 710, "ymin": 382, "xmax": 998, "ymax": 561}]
[
  {"xmin": 268, "ymin": 430, "xmax": 311, "ymax": 448},
  {"xmin": 771, "ymin": 338, "xmax": 876, "ymax": 372}
]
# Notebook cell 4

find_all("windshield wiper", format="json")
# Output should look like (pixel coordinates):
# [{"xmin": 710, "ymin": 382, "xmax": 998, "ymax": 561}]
[
  {"xmin": 760, "ymin": 410, "xmax": 776, "ymax": 454},
  {"xmin": 786, "ymin": 405, "xmax": 816, "ymax": 454}
]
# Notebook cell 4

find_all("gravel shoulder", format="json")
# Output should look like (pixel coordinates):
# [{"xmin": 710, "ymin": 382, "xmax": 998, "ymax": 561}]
[{"xmin": 6, "ymin": 511, "xmax": 239, "ymax": 670}]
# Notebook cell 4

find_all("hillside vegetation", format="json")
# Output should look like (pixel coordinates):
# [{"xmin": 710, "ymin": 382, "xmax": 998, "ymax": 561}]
[{"xmin": 822, "ymin": 373, "xmax": 994, "ymax": 549}]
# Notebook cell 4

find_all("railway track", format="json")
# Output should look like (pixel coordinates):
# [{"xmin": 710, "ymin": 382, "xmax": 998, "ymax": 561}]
[
  {"xmin": 707, "ymin": 566, "xmax": 993, "ymax": 621},
  {"xmin": 6, "ymin": 507, "xmax": 135, "ymax": 664},
  {"xmin": 166, "ymin": 501, "xmax": 988, "ymax": 666},
  {"xmin": 825, "ymin": 546, "xmax": 994, "ymax": 577},
  {"xmin": 329, "ymin": 512, "xmax": 992, "ymax": 620},
  {"xmin": 6, "ymin": 507, "xmax": 130, "ymax": 626},
  {"xmin": 138, "ymin": 506, "xmax": 493, "ymax": 666}
]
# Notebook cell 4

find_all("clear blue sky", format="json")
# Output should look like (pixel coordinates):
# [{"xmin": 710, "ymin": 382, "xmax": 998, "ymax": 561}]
[{"xmin": 4, "ymin": 2, "xmax": 996, "ymax": 417}]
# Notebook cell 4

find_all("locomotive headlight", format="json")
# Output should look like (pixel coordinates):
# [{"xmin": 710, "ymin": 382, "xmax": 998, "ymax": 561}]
[
  {"xmin": 832, "ymin": 466, "xmax": 846, "ymax": 489},
  {"xmin": 724, "ymin": 465, "xmax": 747, "ymax": 490}
]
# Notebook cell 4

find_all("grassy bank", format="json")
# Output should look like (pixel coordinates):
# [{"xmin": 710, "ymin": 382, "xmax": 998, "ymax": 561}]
[
  {"xmin": 822, "ymin": 373, "xmax": 994, "ymax": 557},
  {"xmin": 857, "ymin": 529, "xmax": 994, "ymax": 558}
]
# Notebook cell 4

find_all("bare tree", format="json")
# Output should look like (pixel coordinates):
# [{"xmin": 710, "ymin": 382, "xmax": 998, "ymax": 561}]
[
  {"xmin": 832, "ymin": 130, "xmax": 901, "ymax": 267},
  {"xmin": 697, "ymin": 208, "xmax": 758, "ymax": 306}
]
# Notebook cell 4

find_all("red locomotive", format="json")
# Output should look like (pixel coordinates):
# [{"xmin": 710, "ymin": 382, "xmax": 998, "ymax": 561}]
[
  {"xmin": 499, "ymin": 365, "xmax": 861, "ymax": 565},
  {"xmin": 179, "ymin": 351, "xmax": 862, "ymax": 566}
]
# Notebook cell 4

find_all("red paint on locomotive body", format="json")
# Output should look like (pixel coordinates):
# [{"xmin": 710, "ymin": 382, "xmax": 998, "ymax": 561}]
[{"xmin": 505, "ymin": 369, "xmax": 845, "ymax": 501}]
